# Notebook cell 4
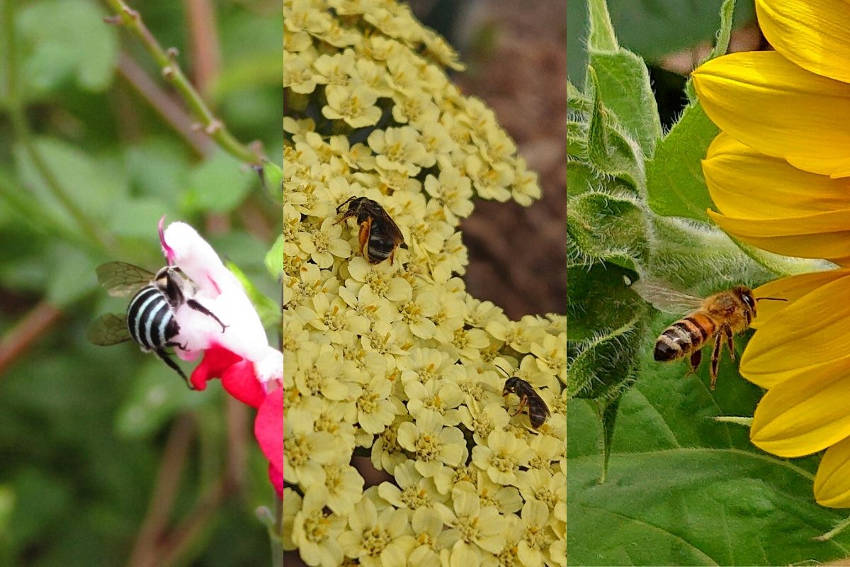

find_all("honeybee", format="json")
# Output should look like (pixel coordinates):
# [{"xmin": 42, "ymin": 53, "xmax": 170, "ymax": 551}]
[
  {"xmin": 336, "ymin": 196, "xmax": 404, "ymax": 265},
  {"xmin": 632, "ymin": 279, "xmax": 786, "ymax": 389},
  {"xmin": 496, "ymin": 365, "xmax": 550, "ymax": 429},
  {"xmin": 87, "ymin": 262, "xmax": 226, "ymax": 387}
]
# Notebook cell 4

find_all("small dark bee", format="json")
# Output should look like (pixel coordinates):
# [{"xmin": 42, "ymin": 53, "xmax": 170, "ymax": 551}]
[
  {"xmin": 336, "ymin": 196, "xmax": 404, "ymax": 265},
  {"xmin": 497, "ymin": 366, "xmax": 550, "ymax": 429},
  {"xmin": 87, "ymin": 262, "xmax": 226, "ymax": 387}
]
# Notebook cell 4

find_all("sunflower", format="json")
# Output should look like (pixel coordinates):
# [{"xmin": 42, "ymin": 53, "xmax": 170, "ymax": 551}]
[{"xmin": 691, "ymin": 0, "xmax": 850, "ymax": 507}]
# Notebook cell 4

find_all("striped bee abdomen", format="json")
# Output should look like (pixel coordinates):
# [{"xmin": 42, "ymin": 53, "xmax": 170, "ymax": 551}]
[
  {"xmin": 653, "ymin": 313, "xmax": 715, "ymax": 362},
  {"xmin": 127, "ymin": 286, "xmax": 179, "ymax": 351}
]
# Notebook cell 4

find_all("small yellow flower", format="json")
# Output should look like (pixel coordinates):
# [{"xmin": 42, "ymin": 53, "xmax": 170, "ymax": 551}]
[
  {"xmin": 397, "ymin": 413, "xmax": 467, "ymax": 477},
  {"xmin": 434, "ymin": 482, "xmax": 508, "ymax": 560},
  {"xmin": 291, "ymin": 486, "xmax": 347, "ymax": 567},
  {"xmin": 338, "ymin": 493, "xmax": 416, "ymax": 567},
  {"xmin": 471, "ymin": 430, "xmax": 533, "ymax": 486},
  {"xmin": 323, "ymin": 84, "xmax": 383, "ymax": 128},
  {"xmin": 368, "ymin": 126, "xmax": 433, "ymax": 176}
]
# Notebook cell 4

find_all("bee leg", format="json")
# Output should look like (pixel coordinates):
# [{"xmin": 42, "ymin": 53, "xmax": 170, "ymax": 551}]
[
  {"xmin": 165, "ymin": 340, "xmax": 188, "ymax": 351},
  {"xmin": 710, "ymin": 334, "xmax": 722, "ymax": 390},
  {"xmin": 510, "ymin": 396, "xmax": 528, "ymax": 417},
  {"xmin": 687, "ymin": 349, "xmax": 702, "ymax": 375},
  {"xmin": 723, "ymin": 325, "xmax": 735, "ymax": 361},
  {"xmin": 186, "ymin": 299, "xmax": 227, "ymax": 332},
  {"xmin": 358, "ymin": 217, "xmax": 372, "ymax": 262},
  {"xmin": 154, "ymin": 348, "xmax": 193, "ymax": 389},
  {"xmin": 388, "ymin": 247, "xmax": 395, "ymax": 265}
]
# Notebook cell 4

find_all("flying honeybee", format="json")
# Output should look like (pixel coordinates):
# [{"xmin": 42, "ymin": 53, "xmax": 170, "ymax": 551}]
[
  {"xmin": 336, "ymin": 196, "xmax": 404, "ymax": 265},
  {"xmin": 632, "ymin": 279, "xmax": 786, "ymax": 389},
  {"xmin": 496, "ymin": 365, "xmax": 550, "ymax": 429},
  {"xmin": 87, "ymin": 262, "xmax": 226, "ymax": 387}
]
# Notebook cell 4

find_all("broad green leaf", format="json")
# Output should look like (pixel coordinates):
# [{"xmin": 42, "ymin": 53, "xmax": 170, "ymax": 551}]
[
  {"xmin": 589, "ymin": 50, "xmax": 662, "ymax": 156},
  {"xmin": 265, "ymin": 234, "xmax": 283, "ymax": 279},
  {"xmin": 17, "ymin": 0, "xmax": 117, "ymax": 96},
  {"xmin": 14, "ymin": 136, "xmax": 127, "ymax": 231},
  {"xmin": 124, "ymin": 138, "xmax": 192, "ymax": 207},
  {"xmin": 45, "ymin": 243, "xmax": 95, "ymax": 306},
  {"xmin": 586, "ymin": 0, "xmax": 618, "ymax": 52},
  {"xmin": 567, "ymin": 262, "xmax": 640, "ymax": 342},
  {"xmin": 7, "ymin": 468, "xmax": 71, "ymax": 549},
  {"xmin": 567, "ymin": 311, "xmax": 850, "ymax": 565},
  {"xmin": 107, "ymin": 197, "xmax": 176, "ymax": 238},
  {"xmin": 645, "ymin": 103, "xmax": 718, "ymax": 221},
  {"xmin": 262, "ymin": 160, "xmax": 283, "ymax": 203},
  {"xmin": 568, "ymin": 190, "xmax": 648, "ymax": 268},
  {"xmin": 181, "ymin": 151, "xmax": 256, "ymax": 213},
  {"xmin": 587, "ymin": 68, "xmax": 645, "ymax": 190}
]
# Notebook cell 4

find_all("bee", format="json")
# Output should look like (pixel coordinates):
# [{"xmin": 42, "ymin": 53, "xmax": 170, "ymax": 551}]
[
  {"xmin": 496, "ymin": 365, "xmax": 550, "ymax": 429},
  {"xmin": 632, "ymin": 279, "xmax": 786, "ymax": 389},
  {"xmin": 87, "ymin": 262, "xmax": 226, "ymax": 387},
  {"xmin": 336, "ymin": 196, "xmax": 404, "ymax": 265}
]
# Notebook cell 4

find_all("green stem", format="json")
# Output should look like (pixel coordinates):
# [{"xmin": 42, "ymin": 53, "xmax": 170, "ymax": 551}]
[
  {"xmin": 3, "ymin": 0, "xmax": 112, "ymax": 251},
  {"xmin": 104, "ymin": 0, "xmax": 265, "ymax": 166}
]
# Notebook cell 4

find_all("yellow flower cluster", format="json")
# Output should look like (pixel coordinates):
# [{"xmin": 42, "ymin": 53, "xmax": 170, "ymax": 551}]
[{"xmin": 283, "ymin": 1, "xmax": 565, "ymax": 565}]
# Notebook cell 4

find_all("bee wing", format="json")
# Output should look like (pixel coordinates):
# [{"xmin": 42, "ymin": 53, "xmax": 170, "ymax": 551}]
[
  {"xmin": 96, "ymin": 262, "xmax": 155, "ymax": 297},
  {"xmin": 377, "ymin": 207, "xmax": 405, "ymax": 244},
  {"xmin": 87, "ymin": 313, "xmax": 131, "ymax": 346},
  {"xmin": 630, "ymin": 279, "xmax": 704, "ymax": 314}
]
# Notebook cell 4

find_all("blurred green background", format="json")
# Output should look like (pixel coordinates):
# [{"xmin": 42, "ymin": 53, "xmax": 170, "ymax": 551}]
[{"xmin": 0, "ymin": 0, "xmax": 281, "ymax": 564}]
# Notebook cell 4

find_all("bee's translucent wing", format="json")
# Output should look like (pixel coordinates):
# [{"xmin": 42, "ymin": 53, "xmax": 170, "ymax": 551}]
[
  {"xmin": 630, "ymin": 279, "xmax": 704, "ymax": 314},
  {"xmin": 87, "ymin": 313, "xmax": 131, "ymax": 346},
  {"xmin": 96, "ymin": 262, "xmax": 155, "ymax": 297}
]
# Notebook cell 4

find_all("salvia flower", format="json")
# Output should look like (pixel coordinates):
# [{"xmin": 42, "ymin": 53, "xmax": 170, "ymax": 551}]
[{"xmin": 159, "ymin": 219, "xmax": 283, "ymax": 497}]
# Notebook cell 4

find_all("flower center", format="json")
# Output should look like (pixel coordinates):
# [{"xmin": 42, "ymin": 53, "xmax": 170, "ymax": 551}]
[
  {"xmin": 401, "ymin": 485, "xmax": 430, "ymax": 509},
  {"xmin": 362, "ymin": 526, "xmax": 391, "ymax": 556},
  {"xmin": 415, "ymin": 433, "xmax": 440, "ymax": 461}
]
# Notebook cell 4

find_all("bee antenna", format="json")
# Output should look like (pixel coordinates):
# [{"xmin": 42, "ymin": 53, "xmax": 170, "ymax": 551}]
[
  {"xmin": 755, "ymin": 296, "xmax": 788, "ymax": 302},
  {"xmin": 493, "ymin": 362, "xmax": 511, "ymax": 378}
]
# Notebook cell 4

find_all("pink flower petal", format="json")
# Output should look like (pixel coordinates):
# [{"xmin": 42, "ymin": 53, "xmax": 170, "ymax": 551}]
[
  {"xmin": 189, "ymin": 345, "xmax": 241, "ymax": 390},
  {"xmin": 221, "ymin": 360, "xmax": 267, "ymax": 409},
  {"xmin": 255, "ymin": 387, "xmax": 283, "ymax": 477}
]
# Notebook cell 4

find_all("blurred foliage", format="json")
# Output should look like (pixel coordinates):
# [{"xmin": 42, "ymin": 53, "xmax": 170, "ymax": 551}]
[{"xmin": 0, "ymin": 0, "xmax": 281, "ymax": 564}]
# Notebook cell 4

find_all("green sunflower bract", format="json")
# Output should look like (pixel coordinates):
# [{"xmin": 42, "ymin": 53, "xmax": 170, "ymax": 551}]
[{"xmin": 283, "ymin": 0, "xmax": 566, "ymax": 565}]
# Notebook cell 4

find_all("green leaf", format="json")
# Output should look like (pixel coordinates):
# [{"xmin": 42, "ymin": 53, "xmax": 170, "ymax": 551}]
[
  {"xmin": 14, "ymin": 136, "xmax": 127, "ymax": 231},
  {"xmin": 645, "ymin": 102, "xmax": 718, "ymax": 222},
  {"xmin": 107, "ymin": 197, "xmax": 176, "ymax": 238},
  {"xmin": 181, "ymin": 151, "xmax": 256, "ymax": 213},
  {"xmin": 586, "ymin": 68, "xmax": 645, "ymax": 190},
  {"xmin": 589, "ymin": 50, "xmax": 662, "ymax": 156},
  {"xmin": 567, "ymin": 262, "xmax": 641, "ymax": 342},
  {"xmin": 17, "ymin": 0, "xmax": 118, "ymax": 96},
  {"xmin": 586, "ymin": 0, "xmax": 619, "ymax": 52},
  {"xmin": 265, "ymin": 234, "xmax": 283, "ymax": 279},
  {"xmin": 124, "ymin": 138, "xmax": 192, "ymax": 206},
  {"xmin": 45, "ymin": 242, "xmax": 95, "ymax": 306},
  {"xmin": 567, "ymin": 311, "xmax": 850, "ymax": 565},
  {"xmin": 262, "ymin": 160, "xmax": 283, "ymax": 203},
  {"xmin": 567, "ymin": 193, "xmax": 648, "ymax": 275}
]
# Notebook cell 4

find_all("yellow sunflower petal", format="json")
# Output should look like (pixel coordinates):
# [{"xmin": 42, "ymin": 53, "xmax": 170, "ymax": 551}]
[
  {"xmin": 757, "ymin": 0, "xmax": 850, "ymax": 85},
  {"xmin": 692, "ymin": 51, "xmax": 850, "ymax": 177},
  {"xmin": 750, "ymin": 366, "xmax": 850, "ymax": 457},
  {"xmin": 740, "ymin": 272, "xmax": 850, "ymax": 387},
  {"xmin": 708, "ymin": 209, "xmax": 850, "ymax": 261},
  {"xmin": 814, "ymin": 435, "xmax": 850, "ymax": 508},
  {"xmin": 704, "ymin": 132, "xmax": 850, "ymax": 219},
  {"xmin": 751, "ymin": 269, "xmax": 850, "ymax": 329}
]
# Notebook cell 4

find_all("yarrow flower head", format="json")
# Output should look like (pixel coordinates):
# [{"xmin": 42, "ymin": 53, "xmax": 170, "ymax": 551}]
[
  {"xmin": 283, "ymin": 0, "xmax": 563, "ymax": 563},
  {"xmin": 692, "ymin": 0, "xmax": 850, "ymax": 506},
  {"xmin": 159, "ymin": 218, "xmax": 283, "ymax": 497}
]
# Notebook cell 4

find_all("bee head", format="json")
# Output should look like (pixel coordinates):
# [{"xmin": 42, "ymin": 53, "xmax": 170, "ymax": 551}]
[
  {"xmin": 733, "ymin": 286, "xmax": 757, "ymax": 318},
  {"xmin": 503, "ymin": 377, "xmax": 521, "ymax": 396}
]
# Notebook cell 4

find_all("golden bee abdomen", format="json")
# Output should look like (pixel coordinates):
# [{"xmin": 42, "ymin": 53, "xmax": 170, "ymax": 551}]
[{"xmin": 653, "ymin": 313, "xmax": 715, "ymax": 361}]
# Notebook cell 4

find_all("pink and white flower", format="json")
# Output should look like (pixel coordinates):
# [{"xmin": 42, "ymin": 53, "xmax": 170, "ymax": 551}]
[{"xmin": 159, "ymin": 218, "xmax": 283, "ymax": 497}]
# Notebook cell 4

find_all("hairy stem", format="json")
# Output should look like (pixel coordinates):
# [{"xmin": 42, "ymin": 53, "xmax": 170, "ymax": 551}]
[{"xmin": 104, "ymin": 0, "xmax": 264, "ymax": 165}]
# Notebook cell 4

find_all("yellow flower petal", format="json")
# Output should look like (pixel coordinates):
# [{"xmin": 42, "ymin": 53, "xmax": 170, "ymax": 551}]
[
  {"xmin": 751, "ymin": 269, "xmax": 850, "ymax": 329},
  {"xmin": 741, "ymin": 272, "xmax": 850, "ymax": 387},
  {"xmin": 708, "ymin": 209, "xmax": 850, "ymax": 261},
  {"xmin": 750, "ymin": 366, "xmax": 850, "ymax": 457},
  {"xmin": 704, "ymin": 132, "xmax": 850, "ymax": 219},
  {"xmin": 693, "ymin": 51, "xmax": 850, "ymax": 177},
  {"xmin": 814, "ymin": 435, "xmax": 850, "ymax": 507},
  {"xmin": 757, "ymin": 0, "xmax": 850, "ymax": 84}
]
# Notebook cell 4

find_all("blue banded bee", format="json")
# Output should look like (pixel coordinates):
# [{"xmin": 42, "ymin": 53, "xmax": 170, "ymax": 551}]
[
  {"xmin": 336, "ymin": 196, "xmax": 404, "ymax": 265},
  {"xmin": 632, "ymin": 279, "xmax": 785, "ymax": 389},
  {"xmin": 496, "ymin": 365, "xmax": 550, "ymax": 429},
  {"xmin": 87, "ymin": 262, "xmax": 225, "ymax": 387}
]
